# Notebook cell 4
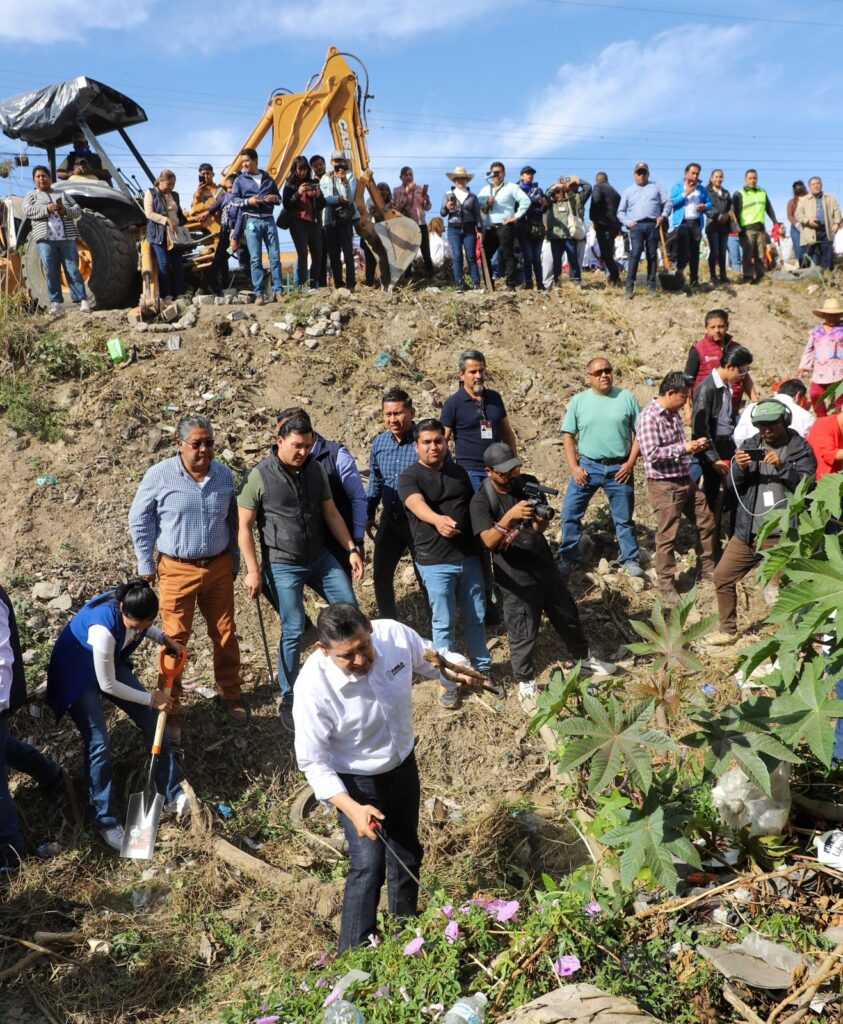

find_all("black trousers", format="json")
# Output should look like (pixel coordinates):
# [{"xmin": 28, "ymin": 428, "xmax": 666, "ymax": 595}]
[
  {"xmin": 594, "ymin": 224, "xmax": 620, "ymax": 281},
  {"xmin": 499, "ymin": 567, "xmax": 589, "ymax": 681},
  {"xmin": 325, "ymin": 220, "xmax": 355, "ymax": 289},
  {"xmin": 418, "ymin": 223, "xmax": 434, "ymax": 275},
  {"xmin": 289, "ymin": 217, "xmax": 323, "ymax": 288},
  {"xmin": 202, "ymin": 227, "xmax": 231, "ymax": 293},
  {"xmin": 373, "ymin": 514, "xmax": 425, "ymax": 619},
  {"xmin": 676, "ymin": 219, "xmax": 702, "ymax": 283},
  {"xmin": 483, "ymin": 222, "xmax": 517, "ymax": 288},
  {"xmin": 337, "ymin": 751, "xmax": 422, "ymax": 951}
]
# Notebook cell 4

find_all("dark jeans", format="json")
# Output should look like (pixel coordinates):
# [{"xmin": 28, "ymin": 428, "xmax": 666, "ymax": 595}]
[
  {"xmin": 676, "ymin": 219, "xmax": 702, "ymax": 283},
  {"xmin": 808, "ymin": 238, "xmax": 834, "ymax": 270},
  {"xmin": 373, "ymin": 513, "xmax": 425, "ymax": 620},
  {"xmin": 483, "ymin": 222, "xmax": 517, "ymax": 288},
  {"xmin": 6, "ymin": 733, "xmax": 59, "ymax": 784},
  {"xmin": 499, "ymin": 568, "xmax": 589, "ymax": 681},
  {"xmin": 626, "ymin": 222, "xmax": 658, "ymax": 289},
  {"xmin": 594, "ymin": 224, "xmax": 620, "ymax": 281},
  {"xmin": 790, "ymin": 225, "xmax": 803, "ymax": 265},
  {"xmin": 202, "ymin": 227, "xmax": 231, "ymax": 293},
  {"xmin": 418, "ymin": 223, "xmax": 434, "ymax": 275},
  {"xmin": 315, "ymin": 227, "xmax": 328, "ymax": 286},
  {"xmin": 560, "ymin": 456, "xmax": 639, "ymax": 566},
  {"xmin": 337, "ymin": 751, "xmax": 422, "ymax": 951},
  {"xmin": 517, "ymin": 220, "xmax": 544, "ymax": 288},
  {"xmin": 289, "ymin": 217, "xmax": 323, "ymax": 289},
  {"xmin": 706, "ymin": 226, "xmax": 729, "ymax": 281},
  {"xmin": 550, "ymin": 237, "xmax": 581, "ymax": 282},
  {"xmin": 325, "ymin": 221, "xmax": 356, "ymax": 289},
  {"xmin": 0, "ymin": 713, "xmax": 25, "ymax": 868},
  {"xmin": 151, "ymin": 242, "xmax": 185, "ymax": 298},
  {"xmin": 447, "ymin": 225, "xmax": 480, "ymax": 287}
]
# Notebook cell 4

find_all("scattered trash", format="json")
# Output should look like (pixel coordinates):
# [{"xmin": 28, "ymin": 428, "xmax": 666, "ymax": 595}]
[
  {"xmin": 215, "ymin": 803, "xmax": 233, "ymax": 819},
  {"xmin": 196, "ymin": 686, "xmax": 217, "ymax": 699},
  {"xmin": 646, "ymin": 377, "xmax": 655, "ymax": 386},
  {"xmin": 243, "ymin": 837, "xmax": 265, "ymax": 851},
  {"xmin": 36, "ymin": 475, "xmax": 58, "ymax": 486},
  {"xmin": 131, "ymin": 887, "xmax": 149, "ymax": 910},
  {"xmin": 374, "ymin": 351, "xmax": 392, "ymax": 369},
  {"xmin": 28, "ymin": 703, "xmax": 41, "ymax": 718},
  {"xmin": 35, "ymin": 841, "xmax": 62, "ymax": 859},
  {"xmin": 698, "ymin": 932, "xmax": 816, "ymax": 990},
  {"xmin": 198, "ymin": 932, "xmax": 214, "ymax": 965},
  {"xmin": 444, "ymin": 992, "xmax": 487, "ymax": 1022},
  {"xmin": 712, "ymin": 763, "xmax": 791, "ymax": 836},
  {"xmin": 815, "ymin": 829, "xmax": 843, "ymax": 869},
  {"xmin": 87, "ymin": 938, "xmax": 112, "ymax": 956},
  {"xmin": 323, "ymin": 1000, "xmax": 363, "ymax": 1022},
  {"xmin": 107, "ymin": 337, "xmax": 126, "ymax": 363},
  {"xmin": 201, "ymin": 391, "xmax": 215, "ymax": 401},
  {"xmin": 167, "ymin": 335, "xmax": 181, "ymax": 350},
  {"xmin": 701, "ymin": 683, "xmax": 716, "ymax": 696},
  {"xmin": 141, "ymin": 867, "xmax": 158, "ymax": 881}
]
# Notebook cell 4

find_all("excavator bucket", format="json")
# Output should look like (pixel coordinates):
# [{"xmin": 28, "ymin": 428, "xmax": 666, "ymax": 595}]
[{"xmin": 373, "ymin": 215, "xmax": 422, "ymax": 287}]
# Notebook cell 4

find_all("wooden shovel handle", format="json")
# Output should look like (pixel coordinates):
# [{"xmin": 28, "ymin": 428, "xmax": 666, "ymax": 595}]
[
  {"xmin": 152, "ymin": 646, "xmax": 186, "ymax": 754},
  {"xmin": 658, "ymin": 222, "xmax": 671, "ymax": 269}
]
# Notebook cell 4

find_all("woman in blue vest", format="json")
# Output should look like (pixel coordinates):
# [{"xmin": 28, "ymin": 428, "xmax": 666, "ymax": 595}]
[
  {"xmin": 46, "ymin": 580, "xmax": 185, "ymax": 851},
  {"xmin": 143, "ymin": 169, "xmax": 187, "ymax": 301}
]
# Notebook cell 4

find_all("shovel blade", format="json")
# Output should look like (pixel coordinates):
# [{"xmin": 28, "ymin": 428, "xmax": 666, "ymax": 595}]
[
  {"xmin": 374, "ymin": 216, "xmax": 422, "ymax": 283},
  {"xmin": 121, "ymin": 790, "xmax": 165, "ymax": 860}
]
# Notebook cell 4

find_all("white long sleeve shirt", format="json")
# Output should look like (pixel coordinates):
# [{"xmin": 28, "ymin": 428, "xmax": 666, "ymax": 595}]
[
  {"xmin": 88, "ymin": 624, "xmax": 166, "ymax": 705},
  {"xmin": 0, "ymin": 599, "xmax": 12, "ymax": 712},
  {"xmin": 293, "ymin": 619, "xmax": 463, "ymax": 802}
]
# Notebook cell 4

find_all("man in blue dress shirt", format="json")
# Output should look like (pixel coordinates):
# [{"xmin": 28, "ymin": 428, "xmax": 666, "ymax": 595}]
[{"xmin": 617, "ymin": 162, "xmax": 673, "ymax": 299}]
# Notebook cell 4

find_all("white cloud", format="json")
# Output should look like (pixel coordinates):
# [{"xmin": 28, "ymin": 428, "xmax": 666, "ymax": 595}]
[{"xmin": 0, "ymin": 0, "xmax": 154, "ymax": 43}]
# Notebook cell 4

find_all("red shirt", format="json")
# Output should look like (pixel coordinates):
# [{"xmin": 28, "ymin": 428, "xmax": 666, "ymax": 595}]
[
  {"xmin": 807, "ymin": 415, "xmax": 843, "ymax": 479},
  {"xmin": 685, "ymin": 333, "xmax": 744, "ymax": 407}
]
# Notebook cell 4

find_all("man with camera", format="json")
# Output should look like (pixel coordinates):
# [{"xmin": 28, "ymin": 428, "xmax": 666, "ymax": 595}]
[
  {"xmin": 477, "ymin": 161, "xmax": 530, "ymax": 290},
  {"xmin": 707, "ymin": 400, "xmax": 815, "ymax": 646},
  {"xmin": 470, "ymin": 443, "xmax": 615, "ymax": 708},
  {"xmin": 319, "ymin": 150, "xmax": 359, "ymax": 291}
]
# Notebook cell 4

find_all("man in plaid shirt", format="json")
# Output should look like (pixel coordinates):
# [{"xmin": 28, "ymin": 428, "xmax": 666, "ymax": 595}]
[{"xmin": 636, "ymin": 372, "xmax": 717, "ymax": 605}]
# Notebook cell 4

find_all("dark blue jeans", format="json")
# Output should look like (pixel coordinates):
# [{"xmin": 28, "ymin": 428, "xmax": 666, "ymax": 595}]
[
  {"xmin": 447, "ymin": 225, "xmax": 480, "ymax": 287},
  {"xmin": 151, "ymin": 242, "xmax": 185, "ymax": 299},
  {"xmin": 550, "ymin": 238, "xmax": 581, "ymax": 282},
  {"xmin": 560, "ymin": 456, "xmax": 639, "ymax": 566},
  {"xmin": 6, "ymin": 733, "xmax": 59, "ymax": 785},
  {"xmin": 337, "ymin": 751, "xmax": 422, "ymax": 951},
  {"xmin": 707, "ymin": 226, "xmax": 729, "ymax": 280},
  {"xmin": 67, "ymin": 665, "xmax": 183, "ymax": 828},
  {"xmin": 808, "ymin": 238, "xmax": 834, "ymax": 270},
  {"xmin": 791, "ymin": 225, "xmax": 803, "ymax": 266},
  {"xmin": 517, "ymin": 221, "xmax": 544, "ymax": 288},
  {"xmin": 0, "ymin": 713, "xmax": 25, "ymax": 869},
  {"xmin": 36, "ymin": 239, "xmax": 87, "ymax": 304},
  {"xmin": 626, "ymin": 222, "xmax": 658, "ymax": 289}
]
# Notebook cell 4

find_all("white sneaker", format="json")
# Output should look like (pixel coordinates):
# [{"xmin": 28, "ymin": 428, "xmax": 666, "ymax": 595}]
[
  {"xmin": 49, "ymin": 301, "xmax": 61, "ymax": 315},
  {"xmin": 582, "ymin": 651, "xmax": 616, "ymax": 677},
  {"xmin": 99, "ymin": 824, "xmax": 125, "ymax": 851},
  {"xmin": 163, "ymin": 791, "xmax": 189, "ymax": 818},
  {"xmin": 79, "ymin": 299, "xmax": 92, "ymax": 313}
]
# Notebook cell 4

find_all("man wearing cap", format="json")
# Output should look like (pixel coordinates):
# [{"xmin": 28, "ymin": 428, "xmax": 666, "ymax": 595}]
[
  {"xmin": 734, "ymin": 379, "xmax": 814, "ymax": 447},
  {"xmin": 441, "ymin": 167, "xmax": 484, "ymax": 290},
  {"xmin": 617, "ymin": 162, "xmax": 673, "ymax": 299},
  {"xmin": 558, "ymin": 357, "xmax": 643, "ymax": 578},
  {"xmin": 470, "ymin": 442, "xmax": 615, "ymax": 707},
  {"xmin": 515, "ymin": 166, "xmax": 548, "ymax": 291},
  {"xmin": 707, "ymin": 400, "xmax": 815, "ymax": 646},
  {"xmin": 795, "ymin": 177, "xmax": 843, "ymax": 271},
  {"xmin": 477, "ymin": 161, "xmax": 531, "ymax": 290},
  {"xmin": 67, "ymin": 154, "xmax": 99, "ymax": 181}
]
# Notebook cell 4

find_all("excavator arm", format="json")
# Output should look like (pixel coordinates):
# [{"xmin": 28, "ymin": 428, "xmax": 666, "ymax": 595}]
[{"xmin": 210, "ymin": 47, "xmax": 420, "ymax": 287}]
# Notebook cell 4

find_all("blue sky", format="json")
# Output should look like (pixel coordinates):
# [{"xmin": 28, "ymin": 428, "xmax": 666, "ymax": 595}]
[{"xmin": 1, "ymin": 0, "xmax": 842, "ymax": 235}]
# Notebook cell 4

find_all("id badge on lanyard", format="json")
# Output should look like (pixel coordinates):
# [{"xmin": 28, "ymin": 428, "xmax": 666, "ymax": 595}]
[{"xmin": 480, "ymin": 419, "xmax": 493, "ymax": 440}]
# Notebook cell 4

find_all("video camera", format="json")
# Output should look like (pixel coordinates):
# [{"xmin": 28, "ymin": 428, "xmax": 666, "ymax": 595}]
[{"xmin": 511, "ymin": 478, "xmax": 559, "ymax": 521}]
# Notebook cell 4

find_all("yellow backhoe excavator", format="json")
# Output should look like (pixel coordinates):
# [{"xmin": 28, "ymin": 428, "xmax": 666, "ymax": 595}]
[{"xmin": 186, "ymin": 47, "xmax": 420, "ymax": 290}]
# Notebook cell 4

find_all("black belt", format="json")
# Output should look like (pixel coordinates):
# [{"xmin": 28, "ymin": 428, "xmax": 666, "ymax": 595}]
[
  {"xmin": 160, "ymin": 551, "xmax": 227, "ymax": 568},
  {"xmin": 582, "ymin": 454, "xmax": 629, "ymax": 466},
  {"xmin": 636, "ymin": 218, "xmax": 656, "ymax": 224}
]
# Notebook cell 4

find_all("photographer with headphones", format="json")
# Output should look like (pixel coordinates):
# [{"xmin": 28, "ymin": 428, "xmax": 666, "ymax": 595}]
[{"xmin": 706, "ymin": 400, "xmax": 815, "ymax": 647}]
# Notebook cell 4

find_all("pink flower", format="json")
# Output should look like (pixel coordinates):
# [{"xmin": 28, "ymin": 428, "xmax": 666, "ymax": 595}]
[
  {"xmin": 403, "ymin": 936, "xmax": 425, "ymax": 957},
  {"xmin": 585, "ymin": 901, "xmax": 601, "ymax": 916},
  {"xmin": 444, "ymin": 920, "xmax": 460, "ymax": 944},
  {"xmin": 374, "ymin": 983, "xmax": 391, "ymax": 999},
  {"xmin": 298, "ymin": 981, "xmax": 310, "ymax": 992},
  {"xmin": 553, "ymin": 954, "xmax": 581, "ymax": 977},
  {"xmin": 312, "ymin": 952, "xmax": 330, "ymax": 968},
  {"xmin": 253, "ymin": 1017, "xmax": 280, "ymax": 1024},
  {"xmin": 322, "ymin": 986, "xmax": 342, "ymax": 1008},
  {"xmin": 440, "ymin": 903, "xmax": 454, "ymax": 919},
  {"xmin": 493, "ymin": 899, "xmax": 520, "ymax": 922},
  {"xmin": 314, "ymin": 978, "xmax": 328, "ymax": 988}
]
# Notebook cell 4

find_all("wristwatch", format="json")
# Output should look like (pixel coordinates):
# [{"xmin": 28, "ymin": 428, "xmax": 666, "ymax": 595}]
[{"xmin": 348, "ymin": 544, "xmax": 361, "ymax": 555}]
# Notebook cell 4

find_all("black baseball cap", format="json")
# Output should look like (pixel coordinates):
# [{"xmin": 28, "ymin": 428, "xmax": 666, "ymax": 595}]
[
  {"xmin": 484, "ymin": 443, "xmax": 521, "ymax": 473},
  {"xmin": 520, "ymin": 165, "xmax": 537, "ymax": 175}
]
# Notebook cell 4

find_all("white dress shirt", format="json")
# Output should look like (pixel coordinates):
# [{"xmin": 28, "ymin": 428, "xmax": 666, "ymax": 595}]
[
  {"xmin": 293, "ymin": 619, "xmax": 461, "ymax": 802},
  {"xmin": 0, "ymin": 599, "xmax": 13, "ymax": 712},
  {"xmin": 733, "ymin": 395, "xmax": 815, "ymax": 447}
]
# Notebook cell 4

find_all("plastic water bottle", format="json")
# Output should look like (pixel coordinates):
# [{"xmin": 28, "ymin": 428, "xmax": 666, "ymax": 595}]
[
  {"xmin": 444, "ymin": 992, "xmax": 487, "ymax": 1023},
  {"xmin": 323, "ymin": 1001, "xmax": 364, "ymax": 1023}
]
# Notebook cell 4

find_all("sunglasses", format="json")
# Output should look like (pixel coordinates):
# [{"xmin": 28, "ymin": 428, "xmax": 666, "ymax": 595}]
[
  {"xmin": 634, "ymin": 170, "xmax": 648, "ymax": 176},
  {"xmin": 590, "ymin": 367, "xmax": 613, "ymax": 376},
  {"xmin": 181, "ymin": 438, "xmax": 215, "ymax": 450}
]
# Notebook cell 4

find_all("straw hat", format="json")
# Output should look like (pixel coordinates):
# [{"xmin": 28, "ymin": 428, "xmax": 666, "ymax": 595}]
[
  {"xmin": 446, "ymin": 166, "xmax": 474, "ymax": 182},
  {"xmin": 812, "ymin": 297, "xmax": 843, "ymax": 318}
]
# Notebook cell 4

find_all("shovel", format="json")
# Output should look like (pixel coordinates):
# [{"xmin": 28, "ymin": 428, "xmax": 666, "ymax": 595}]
[
  {"xmin": 254, "ymin": 596, "xmax": 277, "ymax": 687},
  {"xmin": 658, "ymin": 223, "xmax": 684, "ymax": 292},
  {"xmin": 121, "ymin": 647, "xmax": 187, "ymax": 860}
]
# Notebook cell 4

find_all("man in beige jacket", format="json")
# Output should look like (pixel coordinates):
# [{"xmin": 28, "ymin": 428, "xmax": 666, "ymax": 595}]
[{"xmin": 796, "ymin": 176, "xmax": 842, "ymax": 270}]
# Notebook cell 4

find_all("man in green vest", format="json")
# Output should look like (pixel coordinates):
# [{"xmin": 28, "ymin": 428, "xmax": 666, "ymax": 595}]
[{"xmin": 732, "ymin": 169, "xmax": 779, "ymax": 284}]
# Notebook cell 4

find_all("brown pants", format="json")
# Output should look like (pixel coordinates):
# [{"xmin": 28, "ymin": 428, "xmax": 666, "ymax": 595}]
[
  {"xmin": 713, "ymin": 535, "xmax": 761, "ymax": 634},
  {"xmin": 156, "ymin": 552, "xmax": 242, "ymax": 714},
  {"xmin": 647, "ymin": 477, "xmax": 718, "ymax": 593},
  {"xmin": 740, "ymin": 227, "xmax": 766, "ymax": 281}
]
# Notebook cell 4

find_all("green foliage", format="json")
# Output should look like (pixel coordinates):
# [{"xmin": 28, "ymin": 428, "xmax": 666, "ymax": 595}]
[
  {"xmin": 27, "ymin": 330, "xmax": 108, "ymax": 380},
  {"xmin": 770, "ymin": 658, "xmax": 843, "ymax": 767},
  {"xmin": 0, "ymin": 377, "xmax": 64, "ymax": 441},
  {"xmin": 627, "ymin": 589, "xmax": 716, "ymax": 675}
]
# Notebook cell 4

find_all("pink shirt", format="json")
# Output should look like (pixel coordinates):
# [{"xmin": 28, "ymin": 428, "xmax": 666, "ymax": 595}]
[
  {"xmin": 799, "ymin": 324, "xmax": 843, "ymax": 384},
  {"xmin": 392, "ymin": 184, "xmax": 431, "ymax": 225}
]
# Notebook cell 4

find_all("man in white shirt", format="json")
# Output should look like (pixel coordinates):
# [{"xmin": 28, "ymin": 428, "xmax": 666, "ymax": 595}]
[
  {"xmin": 293, "ymin": 602, "xmax": 477, "ymax": 951},
  {"xmin": 733, "ymin": 379, "xmax": 815, "ymax": 447}
]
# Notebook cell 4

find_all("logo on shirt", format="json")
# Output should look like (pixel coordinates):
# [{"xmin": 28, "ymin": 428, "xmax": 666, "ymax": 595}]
[{"xmin": 386, "ymin": 662, "xmax": 406, "ymax": 678}]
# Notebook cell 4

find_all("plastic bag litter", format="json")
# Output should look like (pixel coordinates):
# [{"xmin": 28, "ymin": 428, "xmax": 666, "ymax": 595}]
[
  {"xmin": 711, "ymin": 763, "xmax": 791, "ymax": 836},
  {"xmin": 815, "ymin": 829, "xmax": 843, "ymax": 869}
]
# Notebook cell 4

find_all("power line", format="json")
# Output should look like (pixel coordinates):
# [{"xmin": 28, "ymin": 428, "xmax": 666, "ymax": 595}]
[{"xmin": 534, "ymin": 0, "xmax": 843, "ymax": 28}]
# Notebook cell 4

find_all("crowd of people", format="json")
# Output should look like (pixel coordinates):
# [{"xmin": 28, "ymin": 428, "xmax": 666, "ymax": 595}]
[
  {"xmin": 22, "ymin": 138, "xmax": 843, "ymax": 312},
  {"xmin": 3, "ymin": 306, "xmax": 843, "ymax": 941}
]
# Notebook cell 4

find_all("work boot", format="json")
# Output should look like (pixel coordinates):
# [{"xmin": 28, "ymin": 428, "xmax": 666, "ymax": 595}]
[
  {"xmin": 277, "ymin": 695, "xmax": 295, "ymax": 733},
  {"xmin": 254, "ymin": 295, "xmax": 265, "ymax": 306},
  {"xmin": 625, "ymin": 287, "xmax": 634, "ymax": 300},
  {"xmin": 705, "ymin": 630, "xmax": 738, "ymax": 647}
]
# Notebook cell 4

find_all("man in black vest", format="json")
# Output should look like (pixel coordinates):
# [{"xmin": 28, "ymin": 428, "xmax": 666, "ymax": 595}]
[
  {"xmin": 237, "ymin": 413, "xmax": 365, "ymax": 731},
  {"xmin": 277, "ymin": 408, "xmax": 367, "ymax": 578},
  {"xmin": 1, "ymin": 585, "xmax": 30, "ymax": 871}
]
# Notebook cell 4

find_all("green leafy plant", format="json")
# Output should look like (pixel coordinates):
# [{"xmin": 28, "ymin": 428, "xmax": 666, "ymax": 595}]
[{"xmin": 0, "ymin": 377, "xmax": 64, "ymax": 441}]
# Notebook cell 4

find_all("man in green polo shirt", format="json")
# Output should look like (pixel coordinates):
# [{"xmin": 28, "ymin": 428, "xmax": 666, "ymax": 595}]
[{"xmin": 558, "ymin": 356, "xmax": 643, "ymax": 577}]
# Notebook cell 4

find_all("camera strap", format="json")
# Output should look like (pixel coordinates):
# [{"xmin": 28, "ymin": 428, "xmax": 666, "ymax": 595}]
[{"xmin": 483, "ymin": 478, "xmax": 522, "ymax": 551}]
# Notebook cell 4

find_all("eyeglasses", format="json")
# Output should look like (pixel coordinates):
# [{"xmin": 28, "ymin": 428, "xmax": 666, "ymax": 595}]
[
  {"xmin": 634, "ymin": 170, "xmax": 648, "ymax": 176},
  {"xmin": 590, "ymin": 367, "xmax": 613, "ymax": 376},
  {"xmin": 181, "ymin": 438, "xmax": 215, "ymax": 450}
]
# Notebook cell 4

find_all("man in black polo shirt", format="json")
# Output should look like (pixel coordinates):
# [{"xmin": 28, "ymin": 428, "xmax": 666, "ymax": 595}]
[
  {"xmin": 441, "ymin": 349, "xmax": 518, "ymax": 491},
  {"xmin": 398, "ymin": 419, "xmax": 491, "ymax": 707},
  {"xmin": 470, "ymin": 444, "xmax": 615, "ymax": 710}
]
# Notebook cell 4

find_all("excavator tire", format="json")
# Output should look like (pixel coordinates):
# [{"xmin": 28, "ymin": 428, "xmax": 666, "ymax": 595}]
[{"xmin": 22, "ymin": 209, "xmax": 139, "ymax": 310}]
